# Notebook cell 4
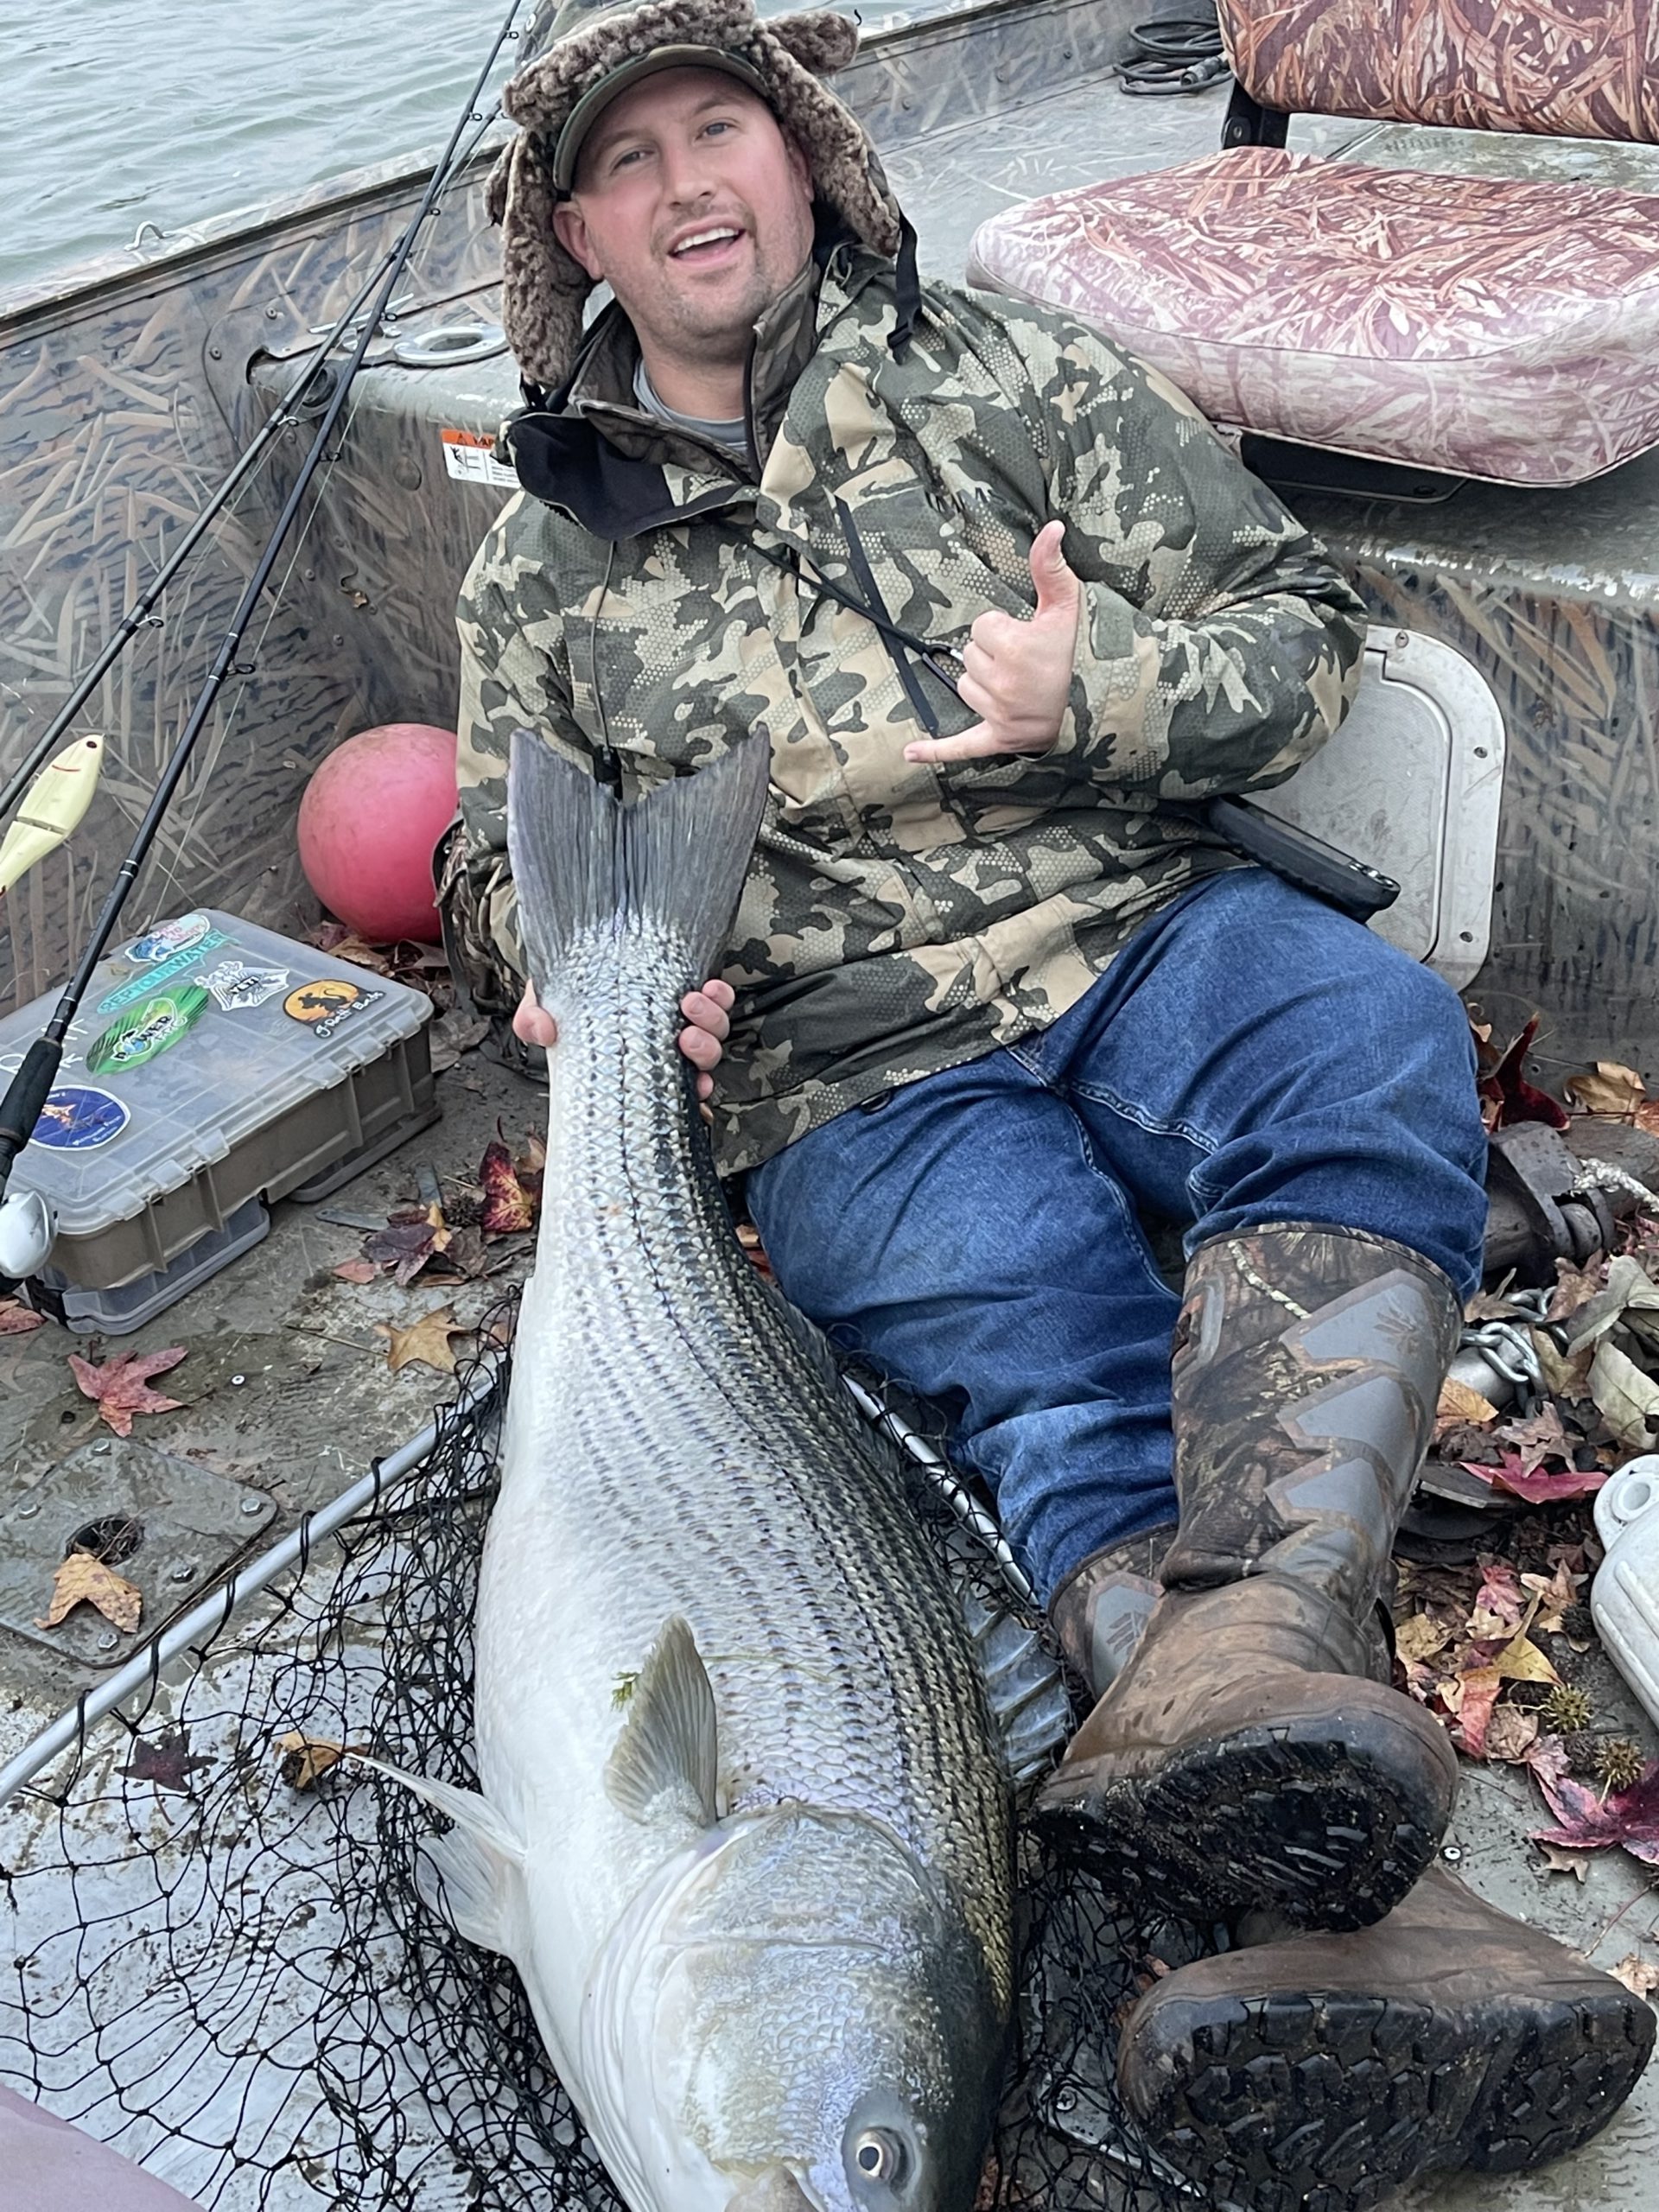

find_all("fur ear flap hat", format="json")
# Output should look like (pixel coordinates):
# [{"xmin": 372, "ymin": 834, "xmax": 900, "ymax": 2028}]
[{"xmin": 486, "ymin": 0, "xmax": 904, "ymax": 389}]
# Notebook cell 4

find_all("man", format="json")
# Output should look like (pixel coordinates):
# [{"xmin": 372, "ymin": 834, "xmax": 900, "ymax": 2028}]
[{"xmin": 442, "ymin": 2, "xmax": 1652, "ymax": 2201}]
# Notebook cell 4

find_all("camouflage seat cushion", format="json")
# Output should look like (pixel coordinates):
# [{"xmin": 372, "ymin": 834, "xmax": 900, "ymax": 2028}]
[{"xmin": 967, "ymin": 147, "xmax": 1659, "ymax": 487}]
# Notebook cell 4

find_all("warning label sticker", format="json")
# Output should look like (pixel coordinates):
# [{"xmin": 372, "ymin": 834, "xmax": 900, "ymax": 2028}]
[{"xmin": 441, "ymin": 429, "xmax": 518, "ymax": 489}]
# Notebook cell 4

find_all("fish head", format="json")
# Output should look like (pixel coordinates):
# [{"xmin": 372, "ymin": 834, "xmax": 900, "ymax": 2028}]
[{"xmin": 588, "ymin": 1803, "xmax": 1005, "ymax": 2212}]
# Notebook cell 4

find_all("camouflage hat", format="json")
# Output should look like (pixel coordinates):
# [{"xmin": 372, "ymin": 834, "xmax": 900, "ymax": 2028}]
[{"xmin": 487, "ymin": 0, "xmax": 903, "ymax": 388}]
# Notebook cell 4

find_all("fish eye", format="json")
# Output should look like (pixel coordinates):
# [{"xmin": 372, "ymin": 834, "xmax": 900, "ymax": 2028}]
[{"xmin": 849, "ymin": 2126, "xmax": 909, "ymax": 2189}]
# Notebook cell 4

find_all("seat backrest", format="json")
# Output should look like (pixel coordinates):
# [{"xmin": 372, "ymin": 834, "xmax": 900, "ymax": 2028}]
[{"xmin": 1217, "ymin": 0, "xmax": 1659, "ymax": 143}]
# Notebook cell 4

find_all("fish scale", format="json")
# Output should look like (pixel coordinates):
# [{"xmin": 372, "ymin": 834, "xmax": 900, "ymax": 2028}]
[{"xmin": 440, "ymin": 733, "xmax": 1014, "ymax": 2211}]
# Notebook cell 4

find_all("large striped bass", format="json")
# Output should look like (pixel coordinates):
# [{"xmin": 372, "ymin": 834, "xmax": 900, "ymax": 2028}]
[{"xmin": 400, "ymin": 733, "xmax": 1015, "ymax": 2212}]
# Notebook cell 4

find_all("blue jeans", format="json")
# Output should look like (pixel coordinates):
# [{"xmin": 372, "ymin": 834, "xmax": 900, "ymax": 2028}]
[{"xmin": 747, "ymin": 869, "xmax": 1489, "ymax": 1605}]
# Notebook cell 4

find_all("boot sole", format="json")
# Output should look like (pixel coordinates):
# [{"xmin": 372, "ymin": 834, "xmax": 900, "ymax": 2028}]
[
  {"xmin": 1122, "ymin": 1977, "xmax": 1656, "ymax": 2212},
  {"xmin": 1034, "ymin": 1704, "xmax": 1457, "ymax": 1931}
]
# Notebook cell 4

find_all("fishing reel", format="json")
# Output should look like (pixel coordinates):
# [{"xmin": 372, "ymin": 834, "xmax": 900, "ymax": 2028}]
[{"xmin": 0, "ymin": 1188, "xmax": 55, "ymax": 1294}]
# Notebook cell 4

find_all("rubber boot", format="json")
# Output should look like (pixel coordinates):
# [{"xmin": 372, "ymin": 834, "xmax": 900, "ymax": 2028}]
[
  {"xmin": 1038, "ymin": 1224, "xmax": 1462, "ymax": 1931},
  {"xmin": 1116, "ymin": 1863, "xmax": 1656, "ymax": 2212},
  {"xmin": 1046, "ymin": 1526, "xmax": 1174, "ymax": 1696}
]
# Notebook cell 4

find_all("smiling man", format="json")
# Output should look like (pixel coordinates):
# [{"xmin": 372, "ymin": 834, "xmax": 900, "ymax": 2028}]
[{"xmin": 441, "ymin": 2, "xmax": 1651, "ymax": 2202}]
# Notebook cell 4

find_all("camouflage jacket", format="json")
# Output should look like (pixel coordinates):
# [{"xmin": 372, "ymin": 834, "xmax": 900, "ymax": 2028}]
[{"xmin": 449, "ymin": 245, "xmax": 1366, "ymax": 1177}]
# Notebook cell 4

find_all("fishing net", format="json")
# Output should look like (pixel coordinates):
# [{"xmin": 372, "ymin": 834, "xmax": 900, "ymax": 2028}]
[{"xmin": 0, "ymin": 1300, "xmax": 1197, "ymax": 2211}]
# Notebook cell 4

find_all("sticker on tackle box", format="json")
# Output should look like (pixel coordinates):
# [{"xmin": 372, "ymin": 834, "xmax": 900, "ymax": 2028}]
[{"xmin": 441, "ymin": 428, "xmax": 518, "ymax": 489}]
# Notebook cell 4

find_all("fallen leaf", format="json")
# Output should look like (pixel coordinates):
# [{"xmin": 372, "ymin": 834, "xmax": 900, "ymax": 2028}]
[
  {"xmin": 429, "ymin": 1011, "xmax": 490, "ymax": 1073},
  {"xmin": 1472, "ymin": 1561, "xmax": 1529, "ymax": 1628},
  {"xmin": 362, "ymin": 1205, "xmax": 450, "ymax": 1287},
  {"xmin": 1589, "ymin": 1338, "xmax": 1659, "ymax": 1452},
  {"xmin": 332, "ymin": 1258, "xmax": 378, "ymax": 1285},
  {"xmin": 67, "ymin": 1344, "xmax": 188, "ymax": 1437},
  {"xmin": 1452, "ymin": 1664, "xmax": 1503, "ymax": 1758},
  {"xmin": 35, "ymin": 1551, "xmax": 143, "ymax": 1633},
  {"xmin": 1484, "ymin": 1703, "xmax": 1541, "ymax": 1764},
  {"xmin": 1609, "ymin": 1953, "xmax": 1659, "ymax": 1999},
  {"xmin": 1523, "ymin": 1732, "xmax": 1574, "ymax": 1791},
  {"xmin": 480, "ymin": 1139, "xmax": 536, "ymax": 1234},
  {"xmin": 1494, "ymin": 1629, "xmax": 1560, "ymax": 1686},
  {"xmin": 0, "ymin": 1299, "xmax": 42, "ymax": 1335},
  {"xmin": 1531, "ymin": 1756, "xmax": 1659, "ymax": 1866},
  {"xmin": 1521, "ymin": 1559, "xmax": 1586, "ymax": 1636},
  {"xmin": 1438, "ymin": 1377, "xmax": 1499, "ymax": 1426},
  {"xmin": 307, "ymin": 922, "xmax": 392, "ymax": 971},
  {"xmin": 1395, "ymin": 1611, "xmax": 1452, "ymax": 1665},
  {"xmin": 121, "ymin": 1731, "xmax": 212, "ymax": 1792},
  {"xmin": 1537, "ymin": 1842, "xmax": 1593, "ymax": 1881},
  {"xmin": 1565, "ymin": 1061, "xmax": 1648, "ymax": 1119},
  {"xmin": 274, "ymin": 1729, "xmax": 359, "ymax": 1791},
  {"xmin": 1565, "ymin": 1255, "xmax": 1659, "ymax": 1354},
  {"xmin": 1464, "ymin": 1455, "xmax": 1608, "ymax": 1505},
  {"xmin": 377, "ymin": 1307, "xmax": 461, "ymax": 1375},
  {"xmin": 1496, "ymin": 1402, "xmax": 1574, "ymax": 1478},
  {"xmin": 1547, "ymin": 1257, "xmax": 1610, "ymax": 1325},
  {"xmin": 1532, "ymin": 1325, "xmax": 1596, "ymax": 1404},
  {"xmin": 1478, "ymin": 1014, "xmax": 1570, "ymax": 1132}
]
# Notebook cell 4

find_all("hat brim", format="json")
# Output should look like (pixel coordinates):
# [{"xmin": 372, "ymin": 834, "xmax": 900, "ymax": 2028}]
[{"xmin": 552, "ymin": 46, "xmax": 774, "ymax": 192}]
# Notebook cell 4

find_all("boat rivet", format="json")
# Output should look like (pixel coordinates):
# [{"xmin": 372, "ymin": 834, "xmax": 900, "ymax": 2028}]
[
  {"xmin": 16, "ymin": 1501, "xmax": 39, "ymax": 1518},
  {"xmin": 97, "ymin": 1630, "xmax": 119, "ymax": 1651},
  {"xmin": 1441, "ymin": 1843, "xmax": 1464, "ymax": 1864},
  {"xmin": 239, "ymin": 1495, "xmax": 264, "ymax": 1516},
  {"xmin": 208, "ymin": 345, "xmax": 222, "ymax": 359},
  {"xmin": 265, "ymin": 304, "xmax": 281, "ymax": 320},
  {"xmin": 168, "ymin": 1561, "xmax": 198, "ymax": 1584},
  {"xmin": 230, "ymin": 1374, "xmax": 246, "ymax": 1387}
]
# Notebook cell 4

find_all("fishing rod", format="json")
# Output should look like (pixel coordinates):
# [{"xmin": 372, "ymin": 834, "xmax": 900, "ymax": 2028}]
[{"xmin": 0, "ymin": 0, "xmax": 528, "ymax": 1227}]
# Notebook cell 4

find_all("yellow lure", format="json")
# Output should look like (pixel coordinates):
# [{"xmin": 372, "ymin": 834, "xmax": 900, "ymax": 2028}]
[{"xmin": 0, "ymin": 734, "xmax": 105, "ymax": 896}]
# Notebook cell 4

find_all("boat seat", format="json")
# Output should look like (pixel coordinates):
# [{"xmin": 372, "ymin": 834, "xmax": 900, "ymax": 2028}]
[{"xmin": 967, "ymin": 0, "xmax": 1659, "ymax": 488}]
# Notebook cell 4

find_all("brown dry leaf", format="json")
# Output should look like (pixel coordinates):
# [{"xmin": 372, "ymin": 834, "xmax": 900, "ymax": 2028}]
[
  {"xmin": 428, "ymin": 1011, "xmax": 491, "ymax": 1074},
  {"xmin": 363, "ymin": 1204, "xmax": 451, "ymax": 1287},
  {"xmin": 1533, "ymin": 1326, "xmax": 1596, "ymax": 1404},
  {"xmin": 1565, "ymin": 1061, "xmax": 1648, "ymax": 1119},
  {"xmin": 1548, "ymin": 1257, "xmax": 1609, "ymax": 1325},
  {"xmin": 332, "ymin": 1258, "xmax": 378, "ymax": 1286},
  {"xmin": 35, "ymin": 1551, "xmax": 143, "ymax": 1634},
  {"xmin": 275, "ymin": 1729, "xmax": 358, "ymax": 1791},
  {"xmin": 1521, "ymin": 1559, "xmax": 1586, "ymax": 1636},
  {"xmin": 1452, "ymin": 1664, "xmax": 1503, "ymax": 1757},
  {"xmin": 1537, "ymin": 1842, "xmax": 1593, "ymax": 1881},
  {"xmin": 67, "ymin": 1344, "xmax": 188, "ymax": 1437},
  {"xmin": 1494, "ymin": 1630, "xmax": 1560, "ymax": 1687},
  {"xmin": 1610, "ymin": 1954, "xmax": 1659, "ymax": 1999},
  {"xmin": 1484, "ymin": 1703, "xmax": 1541, "ymax": 1764},
  {"xmin": 378, "ymin": 1307, "xmax": 461, "ymax": 1375},
  {"xmin": 307, "ymin": 922, "xmax": 393, "ymax": 973},
  {"xmin": 1395, "ymin": 1611, "xmax": 1452, "ymax": 1665},
  {"xmin": 1438, "ymin": 1377, "xmax": 1499, "ymax": 1427},
  {"xmin": 0, "ymin": 1298, "xmax": 42, "ymax": 1335},
  {"xmin": 1496, "ymin": 1402, "xmax": 1574, "ymax": 1478},
  {"xmin": 1590, "ymin": 1338, "xmax": 1659, "ymax": 1452}
]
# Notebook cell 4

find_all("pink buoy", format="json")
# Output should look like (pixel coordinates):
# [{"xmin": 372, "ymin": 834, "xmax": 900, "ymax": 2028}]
[{"xmin": 297, "ymin": 722, "xmax": 459, "ymax": 944}]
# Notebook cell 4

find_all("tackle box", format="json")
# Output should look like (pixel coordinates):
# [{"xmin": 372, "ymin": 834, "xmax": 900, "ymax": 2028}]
[{"xmin": 1, "ymin": 909, "xmax": 438, "ymax": 1333}]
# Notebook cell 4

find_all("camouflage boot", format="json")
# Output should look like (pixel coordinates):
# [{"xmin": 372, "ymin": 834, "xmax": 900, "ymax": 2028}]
[
  {"xmin": 1046, "ymin": 1526, "xmax": 1174, "ymax": 1698},
  {"xmin": 1116, "ymin": 1864, "xmax": 1656, "ymax": 2212},
  {"xmin": 1037, "ymin": 1225, "xmax": 1462, "ymax": 1932}
]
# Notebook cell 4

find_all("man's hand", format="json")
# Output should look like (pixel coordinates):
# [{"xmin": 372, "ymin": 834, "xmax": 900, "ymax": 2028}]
[
  {"xmin": 903, "ymin": 520, "xmax": 1082, "ymax": 766},
  {"xmin": 513, "ymin": 976, "xmax": 735, "ymax": 1100}
]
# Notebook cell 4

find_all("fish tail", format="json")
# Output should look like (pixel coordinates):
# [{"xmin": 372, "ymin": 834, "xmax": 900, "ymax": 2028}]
[{"xmin": 505, "ymin": 734, "xmax": 770, "ymax": 988}]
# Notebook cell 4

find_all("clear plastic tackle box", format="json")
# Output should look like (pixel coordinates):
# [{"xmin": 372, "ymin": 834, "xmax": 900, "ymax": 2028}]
[{"xmin": 1, "ymin": 909, "xmax": 437, "ymax": 1332}]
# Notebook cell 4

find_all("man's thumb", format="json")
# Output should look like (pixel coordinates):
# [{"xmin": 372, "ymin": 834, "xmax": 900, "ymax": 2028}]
[{"xmin": 1029, "ymin": 520, "xmax": 1080, "ymax": 620}]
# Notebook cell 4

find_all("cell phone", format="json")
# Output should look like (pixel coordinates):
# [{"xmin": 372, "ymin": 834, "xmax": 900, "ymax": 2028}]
[{"xmin": 1202, "ymin": 798, "xmax": 1401, "ymax": 923}]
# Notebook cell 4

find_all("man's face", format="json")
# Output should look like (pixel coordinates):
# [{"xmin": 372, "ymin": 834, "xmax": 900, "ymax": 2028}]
[{"xmin": 552, "ymin": 67, "xmax": 817, "ymax": 373}]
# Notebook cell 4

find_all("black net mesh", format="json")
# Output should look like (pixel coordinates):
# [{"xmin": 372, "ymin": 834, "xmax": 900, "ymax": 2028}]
[{"xmin": 0, "ymin": 1301, "xmax": 1195, "ymax": 2210}]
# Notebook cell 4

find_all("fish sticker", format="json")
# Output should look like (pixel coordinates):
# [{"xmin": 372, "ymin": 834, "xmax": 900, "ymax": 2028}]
[
  {"xmin": 124, "ymin": 912, "xmax": 212, "ymax": 966},
  {"xmin": 31, "ymin": 1086, "xmax": 130, "ymax": 1151},
  {"xmin": 203, "ymin": 959, "xmax": 289, "ymax": 1012},
  {"xmin": 283, "ymin": 978, "xmax": 382, "ymax": 1039},
  {"xmin": 85, "ymin": 985, "xmax": 211, "ymax": 1074},
  {"xmin": 96, "ymin": 929, "xmax": 233, "ymax": 1014}
]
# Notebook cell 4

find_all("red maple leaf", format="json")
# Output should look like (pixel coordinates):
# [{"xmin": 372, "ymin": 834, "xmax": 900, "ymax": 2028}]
[
  {"xmin": 1477, "ymin": 1014, "xmax": 1570, "ymax": 1131},
  {"xmin": 67, "ymin": 1345, "xmax": 188, "ymax": 1437},
  {"xmin": 1531, "ymin": 1758, "xmax": 1659, "ymax": 1866},
  {"xmin": 1461, "ymin": 1455, "xmax": 1608, "ymax": 1505}
]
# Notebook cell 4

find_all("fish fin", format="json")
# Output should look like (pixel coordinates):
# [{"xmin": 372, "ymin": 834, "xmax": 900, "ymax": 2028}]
[
  {"xmin": 348, "ymin": 1754, "xmax": 527, "ymax": 1953},
  {"xmin": 604, "ymin": 1615, "xmax": 719, "ymax": 1830},
  {"xmin": 505, "ymin": 733, "xmax": 771, "ymax": 986}
]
